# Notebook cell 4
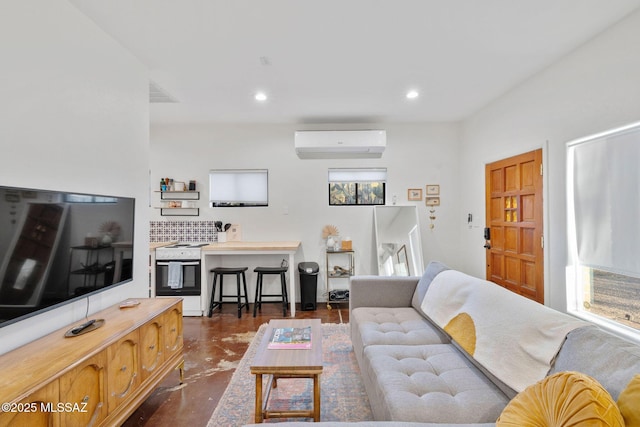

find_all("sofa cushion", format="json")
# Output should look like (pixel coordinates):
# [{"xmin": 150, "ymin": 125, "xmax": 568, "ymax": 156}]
[
  {"xmin": 617, "ymin": 374, "xmax": 640, "ymax": 427},
  {"xmin": 362, "ymin": 344, "xmax": 509, "ymax": 423},
  {"xmin": 496, "ymin": 371, "xmax": 624, "ymax": 426},
  {"xmin": 550, "ymin": 325, "xmax": 640, "ymax": 400},
  {"xmin": 350, "ymin": 307, "xmax": 449, "ymax": 367},
  {"xmin": 352, "ymin": 307, "xmax": 449, "ymax": 346},
  {"xmin": 411, "ymin": 260, "xmax": 449, "ymax": 315}
]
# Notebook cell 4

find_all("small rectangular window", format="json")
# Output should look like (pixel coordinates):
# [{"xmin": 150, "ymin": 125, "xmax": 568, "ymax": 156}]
[
  {"xmin": 209, "ymin": 169, "xmax": 268, "ymax": 207},
  {"xmin": 64, "ymin": 194, "xmax": 117, "ymax": 203},
  {"xmin": 328, "ymin": 168, "xmax": 386, "ymax": 206}
]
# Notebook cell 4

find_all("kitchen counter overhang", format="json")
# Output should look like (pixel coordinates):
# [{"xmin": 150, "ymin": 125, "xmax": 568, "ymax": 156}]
[
  {"xmin": 200, "ymin": 241, "xmax": 301, "ymax": 316},
  {"xmin": 201, "ymin": 241, "xmax": 301, "ymax": 252}
]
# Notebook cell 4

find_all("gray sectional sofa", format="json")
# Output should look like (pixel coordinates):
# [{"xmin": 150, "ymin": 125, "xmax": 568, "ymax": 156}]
[{"xmin": 246, "ymin": 262, "xmax": 640, "ymax": 426}]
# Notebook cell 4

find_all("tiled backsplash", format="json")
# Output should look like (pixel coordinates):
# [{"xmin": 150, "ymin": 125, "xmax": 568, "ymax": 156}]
[{"xmin": 150, "ymin": 220, "xmax": 220, "ymax": 242}]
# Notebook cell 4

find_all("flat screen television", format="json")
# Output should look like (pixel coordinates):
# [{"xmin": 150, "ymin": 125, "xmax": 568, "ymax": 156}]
[
  {"xmin": 209, "ymin": 169, "xmax": 269, "ymax": 207},
  {"xmin": 0, "ymin": 185, "xmax": 135, "ymax": 328}
]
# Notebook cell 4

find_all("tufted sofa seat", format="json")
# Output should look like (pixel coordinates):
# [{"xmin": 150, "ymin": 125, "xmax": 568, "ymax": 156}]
[
  {"xmin": 362, "ymin": 344, "xmax": 509, "ymax": 422},
  {"xmin": 351, "ymin": 307, "xmax": 448, "ymax": 354}
]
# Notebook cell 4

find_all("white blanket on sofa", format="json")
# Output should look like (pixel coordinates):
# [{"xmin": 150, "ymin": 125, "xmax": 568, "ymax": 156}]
[{"xmin": 421, "ymin": 270, "xmax": 587, "ymax": 392}]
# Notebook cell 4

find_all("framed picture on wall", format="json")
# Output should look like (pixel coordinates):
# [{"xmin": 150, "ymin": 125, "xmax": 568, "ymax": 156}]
[
  {"xmin": 425, "ymin": 197, "xmax": 440, "ymax": 206},
  {"xmin": 407, "ymin": 188, "xmax": 422, "ymax": 201},
  {"xmin": 426, "ymin": 185, "xmax": 440, "ymax": 195}
]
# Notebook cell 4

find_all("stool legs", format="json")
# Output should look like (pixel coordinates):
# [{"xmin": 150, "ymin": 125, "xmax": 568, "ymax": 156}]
[
  {"xmin": 208, "ymin": 271, "xmax": 249, "ymax": 318},
  {"xmin": 208, "ymin": 272, "xmax": 221, "ymax": 317},
  {"xmin": 253, "ymin": 273, "xmax": 263, "ymax": 317},
  {"xmin": 280, "ymin": 272, "xmax": 288, "ymax": 317},
  {"xmin": 253, "ymin": 271, "xmax": 288, "ymax": 317},
  {"xmin": 237, "ymin": 271, "xmax": 249, "ymax": 318}
]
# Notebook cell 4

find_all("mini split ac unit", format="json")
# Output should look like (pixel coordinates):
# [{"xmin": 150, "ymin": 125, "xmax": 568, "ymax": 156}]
[{"xmin": 294, "ymin": 130, "xmax": 386, "ymax": 159}]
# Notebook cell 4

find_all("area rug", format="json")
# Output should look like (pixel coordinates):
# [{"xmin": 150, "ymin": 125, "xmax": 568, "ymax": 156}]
[{"xmin": 207, "ymin": 323, "xmax": 373, "ymax": 426}]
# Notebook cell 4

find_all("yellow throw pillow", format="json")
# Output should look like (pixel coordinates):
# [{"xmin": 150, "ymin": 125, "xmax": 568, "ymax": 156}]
[
  {"xmin": 497, "ymin": 371, "xmax": 624, "ymax": 427},
  {"xmin": 618, "ymin": 374, "xmax": 640, "ymax": 427}
]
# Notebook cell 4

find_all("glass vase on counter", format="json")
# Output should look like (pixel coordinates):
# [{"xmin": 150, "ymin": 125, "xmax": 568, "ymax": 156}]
[{"xmin": 327, "ymin": 235, "xmax": 341, "ymax": 251}]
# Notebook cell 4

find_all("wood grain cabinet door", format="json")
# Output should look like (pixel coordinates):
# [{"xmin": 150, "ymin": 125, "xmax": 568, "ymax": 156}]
[
  {"xmin": 107, "ymin": 330, "xmax": 140, "ymax": 412},
  {"xmin": 59, "ymin": 353, "xmax": 107, "ymax": 427},
  {"xmin": 0, "ymin": 381, "xmax": 59, "ymax": 427},
  {"xmin": 163, "ymin": 304, "xmax": 183, "ymax": 360},
  {"xmin": 139, "ymin": 317, "xmax": 163, "ymax": 381}
]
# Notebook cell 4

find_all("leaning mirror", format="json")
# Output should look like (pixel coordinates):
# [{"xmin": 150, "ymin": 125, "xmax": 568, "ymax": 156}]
[{"xmin": 374, "ymin": 206, "xmax": 424, "ymax": 276}]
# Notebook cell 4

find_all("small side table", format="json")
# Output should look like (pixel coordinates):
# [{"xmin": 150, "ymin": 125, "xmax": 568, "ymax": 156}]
[{"xmin": 250, "ymin": 319, "xmax": 323, "ymax": 422}]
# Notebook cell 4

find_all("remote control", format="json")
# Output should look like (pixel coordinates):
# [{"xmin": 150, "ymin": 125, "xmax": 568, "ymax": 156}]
[{"xmin": 71, "ymin": 319, "xmax": 96, "ymax": 335}]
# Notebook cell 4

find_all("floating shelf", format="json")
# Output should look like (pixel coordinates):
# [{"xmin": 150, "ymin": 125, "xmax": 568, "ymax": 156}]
[
  {"xmin": 156, "ymin": 191, "xmax": 200, "ymax": 200},
  {"xmin": 155, "ymin": 207, "xmax": 200, "ymax": 217},
  {"xmin": 154, "ymin": 191, "xmax": 200, "ymax": 216}
]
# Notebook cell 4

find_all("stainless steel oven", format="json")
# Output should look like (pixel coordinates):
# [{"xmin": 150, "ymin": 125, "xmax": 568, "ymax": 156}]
[{"xmin": 155, "ymin": 243, "xmax": 206, "ymax": 296}]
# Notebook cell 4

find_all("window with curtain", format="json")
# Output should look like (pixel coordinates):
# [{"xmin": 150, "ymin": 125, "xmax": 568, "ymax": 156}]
[
  {"xmin": 328, "ymin": 168, "xmax": 386, "ymax": 206},
  {"xmin": 64, "ymin": 194, "xmax": 117, "ymax": 203},
  {"xmin": 209, "ymin": 169, "xmax": 268, "ymax": 207},
  {"xmin": 567, "ymin": 121, "xmax": 640, "ymax": 332}
]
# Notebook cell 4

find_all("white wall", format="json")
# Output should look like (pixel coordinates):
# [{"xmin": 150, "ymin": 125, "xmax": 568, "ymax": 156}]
[
  {"xmin": 150, "ymin": 122, "xmax": 461, "ymax": 296},
  {"xmin": 458, "ymin": 9, "xmax": 640, "ymax": 311},
  {"xmin": 0, "ymin": 0, "xmax": 149, "ymax": 353}
]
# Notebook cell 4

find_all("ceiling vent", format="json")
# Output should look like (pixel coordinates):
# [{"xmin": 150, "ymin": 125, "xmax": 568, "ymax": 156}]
[
  {"xmin": 295, "ymin": 130, "xmax": 386, "ymax": 159},
  {"xmin": 149, "ymin": 81, "xmax": 178, "ymax": 103}
]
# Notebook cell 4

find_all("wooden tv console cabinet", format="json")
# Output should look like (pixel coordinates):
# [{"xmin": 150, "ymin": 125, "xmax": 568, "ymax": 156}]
[{"xmin": 0, "ymin": 298, "xmax": 184, "ymax": 427}]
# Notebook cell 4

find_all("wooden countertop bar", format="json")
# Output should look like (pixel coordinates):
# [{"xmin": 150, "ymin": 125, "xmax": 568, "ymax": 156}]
[
  {"xmin": 201, "ymin": 241, "xmax": 300, "ymax": 252},
  {"xmin": 150, "ymin": 241, "xmax": 176, "ymax": 250}
]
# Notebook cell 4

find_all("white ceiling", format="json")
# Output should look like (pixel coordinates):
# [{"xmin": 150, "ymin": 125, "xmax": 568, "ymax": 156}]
[{"xmin": 69, "ymin": 0, "xmax": 640, "ymax": 125}]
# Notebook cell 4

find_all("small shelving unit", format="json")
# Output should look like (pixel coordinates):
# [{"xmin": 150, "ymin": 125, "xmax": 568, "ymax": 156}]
[
  {"xmin": 68, "ymin": 245, "xmax": 115, "ymax": 292},
  {"xmin": 325, "ymin": 249, "xmax": 354, "ymax": 309},
  {"xmin": 154, "ymin": 191, "xmax": 200, "ymax": 216}
]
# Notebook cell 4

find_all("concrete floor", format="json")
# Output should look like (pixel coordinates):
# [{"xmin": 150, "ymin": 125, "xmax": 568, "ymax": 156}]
[{"xmin": 122, "ymin": 302, "xmax": 349, "ymax": 427}]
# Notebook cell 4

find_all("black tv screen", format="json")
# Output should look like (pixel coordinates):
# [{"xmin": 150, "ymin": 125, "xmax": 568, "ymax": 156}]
[{"xmin": 0, "ymin": 185, "xmax": 135, "ymax": 328}]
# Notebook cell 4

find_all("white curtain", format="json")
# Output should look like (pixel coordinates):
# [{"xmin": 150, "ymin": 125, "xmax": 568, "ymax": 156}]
[
  {"xmin": 569, "ymin": 125, "xmax": 640, "ymax": 276},
  {"xmin": 328, "ymin": 168, "xmax": 387, "ymax": 182},
  {"xmin": 209, "ymin": 169, "xmax": 268, "ymax": 204}
]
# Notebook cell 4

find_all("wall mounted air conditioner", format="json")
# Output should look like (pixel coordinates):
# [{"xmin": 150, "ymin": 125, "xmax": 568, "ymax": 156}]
[{"xmin": 294, "ymin": 130, "xmax": 386, "ymax": 159}]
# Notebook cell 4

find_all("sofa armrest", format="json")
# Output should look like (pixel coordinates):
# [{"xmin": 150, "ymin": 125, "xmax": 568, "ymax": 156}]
[{"xmin": 349, "ymin": 275, "xmax": 419, "ymax": 313}]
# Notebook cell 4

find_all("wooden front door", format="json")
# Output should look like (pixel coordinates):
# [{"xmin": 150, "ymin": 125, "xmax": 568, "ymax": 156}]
[{"xmin": 485, "ymin": 149, "xmax": 544, "ymax": 303}]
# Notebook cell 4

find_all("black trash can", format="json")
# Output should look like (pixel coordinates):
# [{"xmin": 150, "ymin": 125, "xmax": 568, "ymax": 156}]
[{"xmin": 298, "ymin": 262, "xmax": 319, "ymax": 311}]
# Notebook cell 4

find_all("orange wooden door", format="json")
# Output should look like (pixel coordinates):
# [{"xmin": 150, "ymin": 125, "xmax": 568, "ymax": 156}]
[{"xmin": 485, "ymin": 149, "xmax": 544, "ymax": 303}]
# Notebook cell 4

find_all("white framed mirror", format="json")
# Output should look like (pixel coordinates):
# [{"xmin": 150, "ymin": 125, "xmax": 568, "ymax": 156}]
[{"xmin": 374, "ymin": 206, "xmax": 424, "ymax": 276}]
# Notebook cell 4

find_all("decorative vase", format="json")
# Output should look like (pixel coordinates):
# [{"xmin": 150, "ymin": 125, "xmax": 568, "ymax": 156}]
[
  {"xmin": 327, "ymin": 236, "xmax": 335, "ymax": 250},
  {"xmin": 101, "ymin": 233, "xmax": 113, "ymax": 245}
]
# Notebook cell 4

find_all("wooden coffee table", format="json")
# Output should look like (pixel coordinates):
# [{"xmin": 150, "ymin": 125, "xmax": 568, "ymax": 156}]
[{"xmin": 250, "ymin": 318, "xmax": 323, "ymax": 422}]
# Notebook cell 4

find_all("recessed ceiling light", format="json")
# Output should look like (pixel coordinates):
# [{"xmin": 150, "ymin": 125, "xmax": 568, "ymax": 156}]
[
  {"xmin": 255, "ymin": 92, "xmax": 267, "ymax": 102},
  {"xmin": 406, "ymin": 90, "xmax": 419, "ymax": 99}
]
